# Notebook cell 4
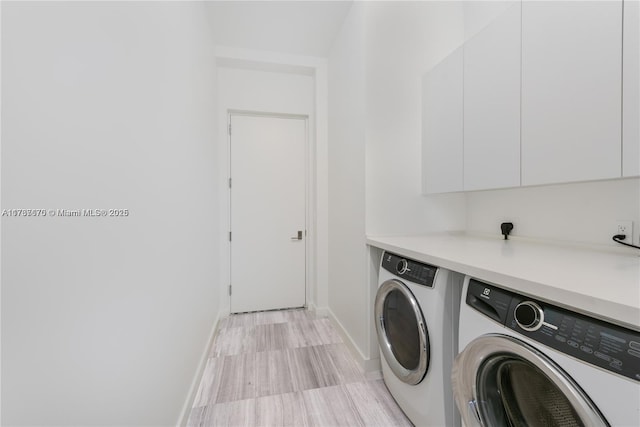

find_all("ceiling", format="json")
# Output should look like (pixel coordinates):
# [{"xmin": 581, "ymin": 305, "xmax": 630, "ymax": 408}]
[{"xmin": 206, "ymin": 1, "xmax": 353, "ymax": 57}]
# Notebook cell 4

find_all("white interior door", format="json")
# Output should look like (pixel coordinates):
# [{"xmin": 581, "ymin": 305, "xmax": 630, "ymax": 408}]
[{"xmin": 230, "ymin": 113, "xmax": 306, "ymax": 313}]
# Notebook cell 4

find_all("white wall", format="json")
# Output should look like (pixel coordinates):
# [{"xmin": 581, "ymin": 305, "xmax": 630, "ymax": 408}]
[
  {"xmin": 466, "ymin": 178, "xmax": 640, "ymax": 247},
  {"xmin": 365, "ymin": 1, "xmax": 467, "ymax": 236},
  {"xmin": 1, "ymin": 3, "xmax": 219, "ymax": 425},
  {"xmin": 0, "ymin": 2, "xmax": 3, "ymax": 422},
  {"xmin": 217, "ymin": 67, "xmax": 315, "ymax": 114},
  {"xmin": 327, "ymin": 1, "xmax": 368, "ymax": 357},
  {"xmin": 216, "ymin": 66, "xmax": 316, "ymax": 312},
  {"xmin": 327, "ymin": 1, "xmax": 472, "ymax": 363}
]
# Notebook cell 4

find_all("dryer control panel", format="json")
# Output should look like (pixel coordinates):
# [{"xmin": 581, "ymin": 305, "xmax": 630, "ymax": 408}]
[
  {"xmin": 381, "ymin": 252, "xmax": 437, "ymax": 288},
  {"xmin": 467, "ymin": 279, "xmax": 640, "ymax": 382}
]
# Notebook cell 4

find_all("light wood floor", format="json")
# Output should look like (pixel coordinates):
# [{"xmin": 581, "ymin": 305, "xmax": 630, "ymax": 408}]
[{"xmin": 187, "ymin": 308, "xmax": 412, "ymax": 427}]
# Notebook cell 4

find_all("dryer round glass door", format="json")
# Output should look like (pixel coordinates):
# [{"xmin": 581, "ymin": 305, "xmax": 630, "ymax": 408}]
[
  {"xmin": 375, "ymin": 279, "xmax": 429, "ymax": 385},
  {"xmin": 452, "ymin": 334, "xmax": 608, "ymax": 427}
]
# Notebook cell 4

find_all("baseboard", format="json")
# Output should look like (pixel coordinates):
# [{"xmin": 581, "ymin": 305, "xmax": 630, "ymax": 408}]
[
  {"xmin": 308, "ymin": 302, "xmax": 330, "ymax": 318},
  {"xmin": 323, "ymin": 307, "xmax": 381, "ymax": 374},
  {"xmin": 176, "ymin": 309, "xmax": 226, "ymax": 427}
]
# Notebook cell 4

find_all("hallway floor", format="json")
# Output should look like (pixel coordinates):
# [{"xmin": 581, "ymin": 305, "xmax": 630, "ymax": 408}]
[{"xmin": 187, "ymin": 308, "xmax": 412, "ymax": 426}]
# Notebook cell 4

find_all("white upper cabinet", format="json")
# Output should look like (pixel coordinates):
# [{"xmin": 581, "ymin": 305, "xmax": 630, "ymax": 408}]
[
  {"xmin": 463, "ymin": 3, "xmax": 521, "ymax": 191},
  {"xmin": 623, "ymin": 0, "xmax": 640, "ymax": 177},
  {"xmin": 521, "ymin": 1, "xmax": 623, "ymax": 186},
  {"xmin": 422, "ymin": 46, "xmax": 463, "ymax": 194}
]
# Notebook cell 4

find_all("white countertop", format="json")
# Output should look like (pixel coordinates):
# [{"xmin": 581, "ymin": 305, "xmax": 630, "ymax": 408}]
[{"xmin": 367, "ymin": 233, "xmax": 640, "ymax": 331}]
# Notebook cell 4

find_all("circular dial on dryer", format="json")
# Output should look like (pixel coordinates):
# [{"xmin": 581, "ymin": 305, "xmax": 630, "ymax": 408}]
[
  {"xmin": 396, "ymin": 259, "xmax": 409, "ymax": 274},
  {"xmin": 514, "ymin": 301, "xmax": 544, "ymax": 331}
]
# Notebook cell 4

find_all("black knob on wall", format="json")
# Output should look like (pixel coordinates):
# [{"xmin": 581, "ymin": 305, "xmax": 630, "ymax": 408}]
[{"xmin": 501, "ymin": 222, "xmax": 514, "ymax": 240}]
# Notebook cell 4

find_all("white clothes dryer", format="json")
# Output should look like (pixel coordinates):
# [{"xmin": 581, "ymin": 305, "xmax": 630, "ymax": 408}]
[
  {"xmin": 453, "ymin": 276, "xmax": 640, "ymax": 427},
  {"xmin": 375, "ymin": 251, "xmax": 462, "ymax": 427}
]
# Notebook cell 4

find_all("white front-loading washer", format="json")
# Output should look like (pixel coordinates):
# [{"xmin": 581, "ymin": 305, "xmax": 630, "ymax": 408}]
[
  {"xmin": 375, "ymin": 251, "xmax": 462, "ymax": 427},
  {"xmin": 453, "ymin": 276, "xmax": 640, "ymax": 427}
]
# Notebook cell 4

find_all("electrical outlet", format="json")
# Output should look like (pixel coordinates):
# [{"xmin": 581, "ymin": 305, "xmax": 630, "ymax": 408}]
[{"xmin": 616, "ymin": 220, "xmax": 633, "ymax": 243}]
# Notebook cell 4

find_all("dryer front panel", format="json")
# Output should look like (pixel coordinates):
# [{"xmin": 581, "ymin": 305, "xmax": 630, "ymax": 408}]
[{"xmin": 375, "ymin": 279, "xmax": 430, "ymax": 385}]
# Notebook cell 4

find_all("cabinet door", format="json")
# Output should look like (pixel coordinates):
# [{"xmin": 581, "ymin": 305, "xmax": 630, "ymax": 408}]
[
  {"xmin": 521, "ymin": 1, "xmax": 622, "ymax": 186},
  {"xmin": 422, "ymin": 46, "xmax": 463, "ymax": 194},
  {"xmin": 623, "ymin": 0, "xmax": 639, "ymax": 177},
  {"xmin": 464, "ymin": 3, "xmax": 521, "ymax": 191}
]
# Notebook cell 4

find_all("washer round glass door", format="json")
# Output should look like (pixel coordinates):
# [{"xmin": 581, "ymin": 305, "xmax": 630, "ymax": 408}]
[
  {"xmin": 375, "ymin": 279, "xmax": 429, "ymax": 385},
  {"xmin": 452, "ymin": 334, "xmax": 608, "ymax": 427}
]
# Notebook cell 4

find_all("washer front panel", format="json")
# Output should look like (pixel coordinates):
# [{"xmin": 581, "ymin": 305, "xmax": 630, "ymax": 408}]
[
  {"xmin": 381, "ymin": 252, "xmax": 438, "ymax": 288},
  {"xmin": 466, "ymin": 278, "xmax": 640, "ymax": 382},
  {"xmin": 375, "ymin": 279, "xmax": 430, "ymax": 385}
]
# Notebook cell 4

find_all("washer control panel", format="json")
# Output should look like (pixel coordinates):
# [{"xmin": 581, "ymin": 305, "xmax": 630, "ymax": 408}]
[
  {"xmin": 381, "ymin": 252, "xmax": 437, "ymax": 287},
  {"xmin": 467, "ymin": 278, "xmax": 640, "ymax": 382}
]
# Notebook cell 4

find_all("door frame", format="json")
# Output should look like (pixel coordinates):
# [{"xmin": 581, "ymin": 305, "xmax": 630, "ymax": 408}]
[{"xmin": 227, "ymin": 109, "xmax": 311, "ymax": 313}]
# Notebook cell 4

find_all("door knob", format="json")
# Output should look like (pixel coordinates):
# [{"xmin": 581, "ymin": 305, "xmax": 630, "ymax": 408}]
[{"xmin": 290, "ymin": 230, "xmax": 303, "ymax": 241}]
